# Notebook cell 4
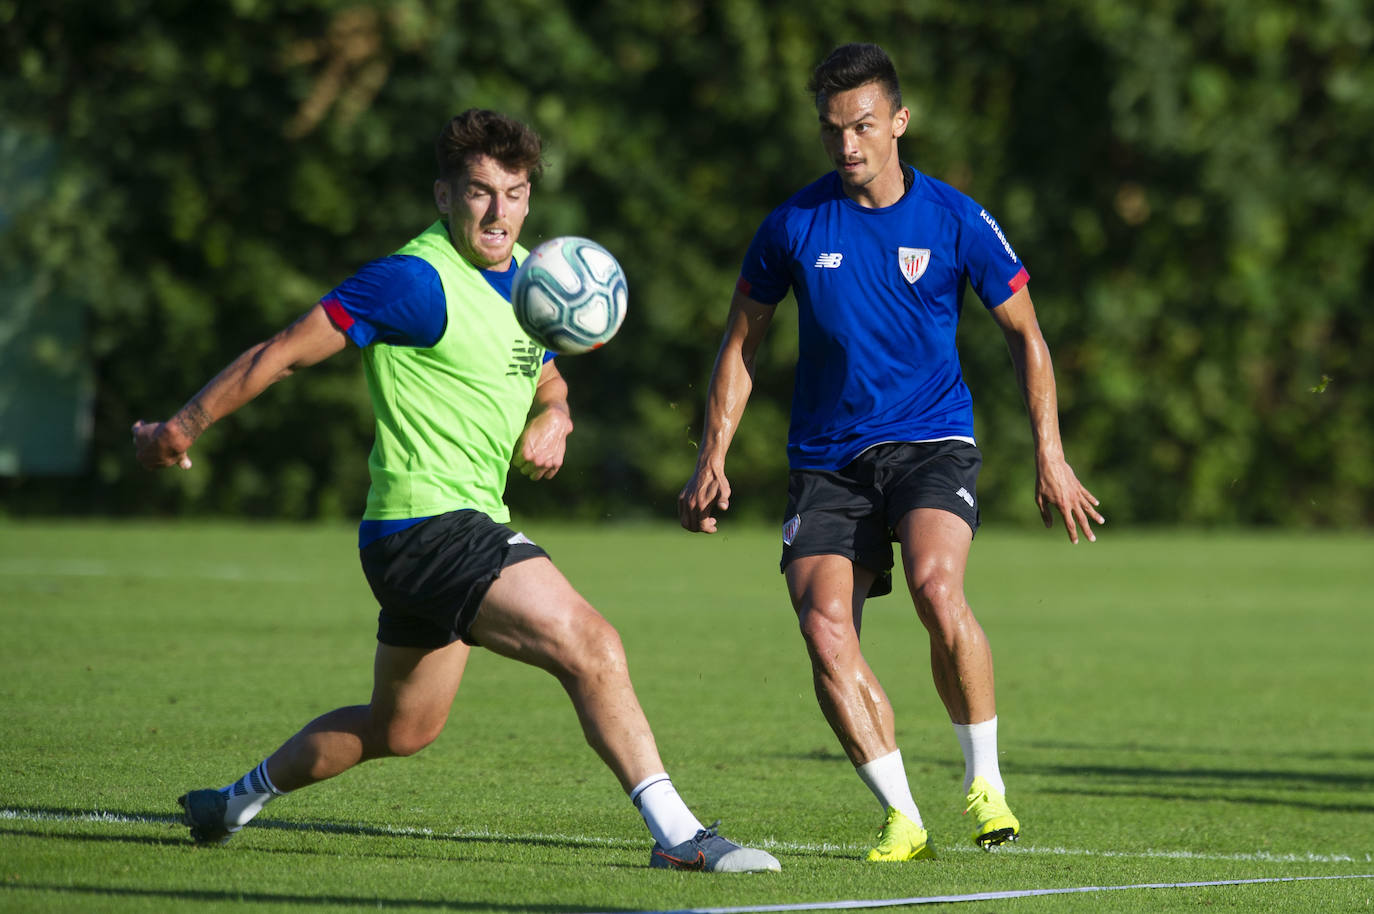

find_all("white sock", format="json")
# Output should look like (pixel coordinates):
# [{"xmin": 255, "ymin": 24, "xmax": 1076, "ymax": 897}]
[
  {"xmin": 220, "ymin": 760, "xmax": 287, "ymax": 830},
  {"xmin": 953, "ymin": 716, "xmax": 1005, "ymax": 795},
  {"xmin": 855, "ymin": 749, "xmax": 922, "ymax": 826},
  {"xmin": 629, "ymin": 773, "xmax": 704, "ymax": 848}
]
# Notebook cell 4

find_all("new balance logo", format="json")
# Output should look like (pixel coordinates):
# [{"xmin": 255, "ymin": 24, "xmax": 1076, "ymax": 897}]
[
  {"xmin": 506, "ymin": 341, "xmax": 542, "ymax": 377},
  {"xmin": 814, "ymin": 253, "xmax": 843, "ymax": 269},
  {"xmin": 956, "ymin": 487, "xmax": 975, "ymax": 508}
]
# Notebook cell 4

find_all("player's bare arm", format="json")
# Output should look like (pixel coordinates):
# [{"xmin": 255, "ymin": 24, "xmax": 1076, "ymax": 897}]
[
  {"xmin": 678, "ymin": 290, "xmax": 775, "ymax": 534},
  {"xmin": 990, "ymin": 286, "xmax": 1104, "ymax": 544},
  {"xmin": 514, "ymin": 358, "xmax": 573, "ymax": 481},
  {"xmin": 132, "ymin": 303, "xmax": 348, "ymax": 470}
]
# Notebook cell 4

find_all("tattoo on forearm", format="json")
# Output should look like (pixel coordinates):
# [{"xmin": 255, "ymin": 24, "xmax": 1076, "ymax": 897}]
[{"xmin": 173, "ymin": 400, "xmax": 212, "ymax": 440}]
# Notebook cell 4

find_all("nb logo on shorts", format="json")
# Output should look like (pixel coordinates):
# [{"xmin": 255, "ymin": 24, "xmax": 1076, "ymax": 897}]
[
  {"xmin": 507, "ymin": 532, "xmax": 535, "ymax": 546},
  {"xmin": 955, "ymin": 487, "xmax": 975, "ymax": 508},
  {"xmin": 813, "ymin": 253, "xmax": 843, "ymax": 269},
  {"xmin": 782, "ymin": 514, "xmax": 801, "ymax": 545}
]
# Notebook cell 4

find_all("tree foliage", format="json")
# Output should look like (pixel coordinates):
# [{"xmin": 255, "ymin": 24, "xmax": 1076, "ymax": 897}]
[{"xmin": 2, "ymin": 0, "xmax": 1370, "ymax": 525}]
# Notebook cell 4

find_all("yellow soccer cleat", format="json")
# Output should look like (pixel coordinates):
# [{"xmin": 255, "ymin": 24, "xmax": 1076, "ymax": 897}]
[
  {"xmin": 866, "ymin": 807, "xmax": 935, "ymax": 861},
  {"xmin": 964, "ymin": 776, "xmax": 1020, "ymax": 849}
]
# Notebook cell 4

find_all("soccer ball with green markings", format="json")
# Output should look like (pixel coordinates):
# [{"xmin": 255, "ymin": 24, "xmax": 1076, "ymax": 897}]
[{"xmin": 512, "ymin": 236, "xmax": 627, "ymax": 355}]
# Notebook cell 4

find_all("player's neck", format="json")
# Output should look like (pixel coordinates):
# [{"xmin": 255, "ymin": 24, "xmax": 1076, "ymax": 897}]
[{"xmin": 843, "ymin": 162, "xmax": 910, "ymax": 209}]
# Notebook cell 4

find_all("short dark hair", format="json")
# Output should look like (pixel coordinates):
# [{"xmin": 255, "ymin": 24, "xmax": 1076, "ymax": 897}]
[
  {"xmin": 436, "ymin": 108, "xmax": 544, "ymax": 184},
  {"xmin": 807, "ymin": 43, "xmax": 902, "ymax": 114}
]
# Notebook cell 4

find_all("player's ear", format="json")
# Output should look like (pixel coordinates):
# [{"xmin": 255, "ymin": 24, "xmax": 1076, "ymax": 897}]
[
  {"xmin": 434, "ymin": 179, "xmax": 451, "ymax": 214},
  {"xmin": 892, "ymin": 106, "xmax": 910, "ymax": 139}
]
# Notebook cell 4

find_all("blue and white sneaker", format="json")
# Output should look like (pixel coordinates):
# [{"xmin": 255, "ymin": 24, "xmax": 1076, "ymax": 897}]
[
  {"xmin": 178, "ymin": 789, "xmax": 235, "ymax": 846},
  {"xmin": 649, "ymin": 821, "xmax": 780, "ymax": 872}
]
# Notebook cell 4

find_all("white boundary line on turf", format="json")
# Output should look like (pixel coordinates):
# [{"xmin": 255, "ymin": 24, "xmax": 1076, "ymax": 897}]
[
  {"xmin": 4, "ymin": 808, "xmax": 1371, "ymax": 868},
  {"xmin": 601, "ymin": 875, "xmax": 1374, "ymax": 914}
]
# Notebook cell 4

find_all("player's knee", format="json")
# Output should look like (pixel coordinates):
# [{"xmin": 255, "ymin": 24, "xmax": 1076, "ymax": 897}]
[
  {"xmin": 797, "ymin": 602, "xmax": 854, "ymax": 658},
  {"xmin": 381, "ymin": 719, "xmax": 443, "ymax": 758},
  {"xmin": 553, "ymin": 605, "xmax": 628, "ymax": 679},
  {"xmin": 910, "ymin": 577, "xmax": 966, "ymax": 631},
  {"xmin": 364, "ymin": 705, "xmax": 445, "ymax": 759}
]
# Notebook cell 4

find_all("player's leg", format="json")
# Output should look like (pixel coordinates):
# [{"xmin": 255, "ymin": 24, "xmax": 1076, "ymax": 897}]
[
  {"xmin": 179, "ymin": 639, "xmax": 470, "ymax": 845},
  {"xmin": 785, "ymin": 554, "xmax": 891, "ymax": 766},
  {"xmin": 896, "ymin": 507, "xmax": 1018, "ymax": 847},
  {"xmin": 895, "ymin": 508, "xmax": 993, "ymax": 726},
  {"xmin": 785, "ymin": 554, "xmax": 932, "ymax": 861},
  {"xmin": 472, "ymin": 555, "xmax": 661, "ymax": 788},
  {"xmin": 471, "ymin": 555, "xmax": 779, "ymax": 872},
  {"xmin": 780, "ymin": 457, "xmax": 932, "ymax": 860},
  {"xmin": 178, "ymin": 511, "xmax": 510, "ymax": 846},
  {"xmin": 267, "ymin": 638, "xmax": 471, "ymax": 788}
]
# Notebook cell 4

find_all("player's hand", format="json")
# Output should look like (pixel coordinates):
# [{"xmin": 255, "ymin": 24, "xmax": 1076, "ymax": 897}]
[
  {"xmin": 515, "ymin": 405, "xmax": 572, "ymax": 481},
  {"xmin": 131, "ymin": 419, "xmax": 194, "ymax": 470},
  {"xmin": 1035, "ymin": 457, "xmax": 1103, "ymax": 544},
  {"xmin": 678, "ymin": 463, "xmax": 731, "ymax": 534}
]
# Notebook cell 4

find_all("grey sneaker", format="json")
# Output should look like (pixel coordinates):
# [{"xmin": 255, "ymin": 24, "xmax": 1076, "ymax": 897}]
[
  {"xmin": 178, "ymin": 789, "xmax": 235, "ymax": 846},
  {"xmin": 649, "ymin": 821, "xmax": 780, "ymax": 872}
]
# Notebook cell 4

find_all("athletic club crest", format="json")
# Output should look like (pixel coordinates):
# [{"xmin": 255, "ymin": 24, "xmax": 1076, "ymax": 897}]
[{"xmin": 898, "ymin": 247, "xmax": 931, "ymax": 284}]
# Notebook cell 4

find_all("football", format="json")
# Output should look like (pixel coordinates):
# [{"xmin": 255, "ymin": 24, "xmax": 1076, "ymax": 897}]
[{"xmin": 511, "ymin": 236, "xmax": 628, "ymax": 354}]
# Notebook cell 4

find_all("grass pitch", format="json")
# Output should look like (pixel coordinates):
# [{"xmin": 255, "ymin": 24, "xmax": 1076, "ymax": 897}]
[{"xmin": 0, "ymin": 519, "xmax": 1370, "ymax": 912}]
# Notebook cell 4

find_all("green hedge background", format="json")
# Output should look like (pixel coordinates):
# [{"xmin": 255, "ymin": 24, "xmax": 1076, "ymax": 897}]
[{"xmin": 2, "ymin": 1, "xmax": 1370, "ymax": 526}]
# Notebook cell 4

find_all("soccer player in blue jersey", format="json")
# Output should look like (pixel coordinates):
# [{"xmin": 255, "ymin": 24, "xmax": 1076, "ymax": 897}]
[
  {"xmin": 133, "ymin": 109, "xmax": 778, "ymax": 873},
  {"xmin": 679, "ymin": 44, "xmax": 1104, "ymax": 861}
]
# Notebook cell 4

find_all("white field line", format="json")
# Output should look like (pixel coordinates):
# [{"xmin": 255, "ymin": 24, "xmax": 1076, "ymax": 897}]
[
  {"xmin": 603, "ymin": 875, "xmax": 1374, "ymax": 914},
  {"xmin": 3, "ymin": 807, "xmax": 1370, "ymax": 867}
]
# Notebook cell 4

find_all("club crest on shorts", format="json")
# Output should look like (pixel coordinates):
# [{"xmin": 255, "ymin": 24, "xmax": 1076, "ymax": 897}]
[
  {"xmin": 782, "ymin": 514, "xmax": 801, "ymax": 545},
  {"xmin": 898, "ymin": 247, "xmax": 931, "ymax": 285}
]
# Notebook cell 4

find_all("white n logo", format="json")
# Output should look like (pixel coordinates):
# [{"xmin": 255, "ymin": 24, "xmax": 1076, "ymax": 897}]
[{"xmin": 814, "ymin": 253, "xmax": 843, "ymax": 269}]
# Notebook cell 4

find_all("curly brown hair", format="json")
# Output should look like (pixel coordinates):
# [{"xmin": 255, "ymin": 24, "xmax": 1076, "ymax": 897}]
[{"xmin": 436, "ymin": 109, "xmax": 544, "ymax": 183}]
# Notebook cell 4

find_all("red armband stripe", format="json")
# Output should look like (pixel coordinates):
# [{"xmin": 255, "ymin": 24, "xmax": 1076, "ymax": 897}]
[
  {"xmin": 321, "ymin": 297, "xmax": 355, "ymax": 331},
  {"xmin": 1007, "ymin": 267, "xmax": 1030, "ymax": 293}
]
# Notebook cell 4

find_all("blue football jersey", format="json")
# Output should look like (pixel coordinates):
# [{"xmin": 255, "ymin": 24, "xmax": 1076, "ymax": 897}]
[{"xmin": 739, "ymin": 165, "xmax": 1030, "ymax": 470}]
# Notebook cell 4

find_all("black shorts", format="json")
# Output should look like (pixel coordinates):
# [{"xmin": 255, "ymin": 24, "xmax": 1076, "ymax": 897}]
[
  {"xmin": 359, "ymin": 510, "xmax": 548, "ymax": 649},
  {"xmin": 779, "ymin": 440, "xmax": 982, "ymax": 598}
]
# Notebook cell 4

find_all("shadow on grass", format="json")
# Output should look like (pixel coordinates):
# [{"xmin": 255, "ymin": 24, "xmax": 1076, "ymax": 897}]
[
  {"xmin": 1011, "ymin": 740, "xmax": 1374, "ymax": 812},
  {"xmin": 2, "ymin": 810, "xmax": 649, "ymax": 910},
  {"xmin": 1022, "ymin": 740, "xmax": 1374, "ymax": 765},
  {"xmin": 2, "ymin": 805, "xmax": 646, "ymax": 851},
  {"xmin": 1013, "ymin": 761, "xmax": 1373, "ymax": 813},
  {"xmin": 0, "ymin": 823, "xmax": 656, "ymax": 874},
  {"xmin": 0, "ymin": 824, "xmax": 187, "ymax": 849},
  {"xmin": 1, "ymin": 882, "xmax": 624, "ymax": 912},
  {"xmin": 1034, "ymin": 782, "xmax": 1374, "ymax": 815}
]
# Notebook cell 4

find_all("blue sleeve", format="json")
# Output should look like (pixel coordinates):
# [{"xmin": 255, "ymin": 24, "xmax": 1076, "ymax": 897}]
[
  {"xmin": 962, "ymin": 204, "xmax": 1030, "ymax": 309},
  {"xmin": 736, "ymin": 208, "xmax": 792, "ymax": 306},
  {"xmin": 320, "ymin": 255, "xmax": 447, "ymax": 348}
]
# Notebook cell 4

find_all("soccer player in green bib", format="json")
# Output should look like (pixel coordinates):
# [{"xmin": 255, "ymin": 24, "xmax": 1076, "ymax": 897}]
[{"xmin": 132, "ymin": 109, "xmax": 778, "ymax": 873}]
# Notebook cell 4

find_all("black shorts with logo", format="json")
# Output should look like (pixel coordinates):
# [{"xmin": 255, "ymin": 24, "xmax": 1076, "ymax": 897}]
[
  {"xmin": 359, "ymin": 509, "xmax": 547, "ymax": 649},
  {"xmin": 779, "ymin": 440, "xmax": 982, "ymax": 598}
]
